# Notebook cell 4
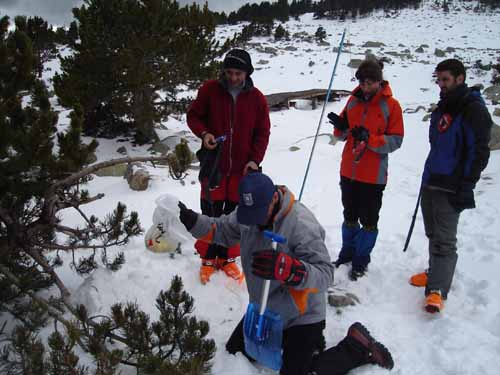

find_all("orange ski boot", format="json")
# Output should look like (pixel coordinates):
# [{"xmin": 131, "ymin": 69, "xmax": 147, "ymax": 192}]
[
  {"xmin": 218, "ymin": 258, "xmax": 244, "ymax": 284},
  {"xmin": 200, "ymin": 259, "xmax": 217, "ymax": 285},
  {"xmin": 409, "ymin": 271, "xmax": 428, "ymax": 287},
  {"xmin": 425, "ymin": 290, "xmax": 444, "ymax": 313}
]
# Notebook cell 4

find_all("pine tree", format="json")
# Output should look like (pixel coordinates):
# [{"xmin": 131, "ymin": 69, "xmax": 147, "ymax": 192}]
[
  {"xmin": 274, "ymin": 24, "xmax": 288, "ymax": 40},
  {"xmin": 315, "ymin": 26, "xmax": 327, "ymax": 41},
  {"xmin": 54, "ymin": 0, "xmax": 220, "ymax": 144},
  {"xmin": 1, "ymin": 15, "xmax": 213, "ymax": 374}
]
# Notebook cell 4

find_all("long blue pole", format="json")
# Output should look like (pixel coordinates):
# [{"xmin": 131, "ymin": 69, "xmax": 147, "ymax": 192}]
[{"xmin": 298, "ymin": 28, "xmax": 347, "ymax": 202}]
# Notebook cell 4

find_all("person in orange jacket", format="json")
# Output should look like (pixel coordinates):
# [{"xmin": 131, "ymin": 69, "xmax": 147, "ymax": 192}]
[
  {"xmin": 328, "ymin": 59, "xmax": 404, "ymax": 280},
  {"xmin": 186, "ymin": 49, "xmax": 271, "ymax": 284}
]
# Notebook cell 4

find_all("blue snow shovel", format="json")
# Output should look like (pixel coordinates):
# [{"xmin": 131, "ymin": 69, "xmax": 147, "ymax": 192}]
[{"xmin": 243, "ymin": 230, "xmax": 286, "ymax": 371}]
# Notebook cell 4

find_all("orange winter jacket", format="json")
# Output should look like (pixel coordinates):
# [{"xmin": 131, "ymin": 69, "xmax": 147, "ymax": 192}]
[{"xmin": 334, "ymin": 81, "xmax": 404, "ymax": 185}]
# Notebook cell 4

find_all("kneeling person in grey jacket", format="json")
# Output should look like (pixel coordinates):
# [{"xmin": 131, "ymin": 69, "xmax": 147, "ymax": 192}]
[{"xmin": 178, "ymin": 172, "xmax": 394, "ymax": 375}]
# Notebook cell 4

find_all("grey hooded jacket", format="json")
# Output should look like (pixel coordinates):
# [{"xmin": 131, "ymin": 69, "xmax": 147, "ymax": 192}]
[{"xmin": 190, "ymin": 186, "xmax": 334, "ymax": 329}]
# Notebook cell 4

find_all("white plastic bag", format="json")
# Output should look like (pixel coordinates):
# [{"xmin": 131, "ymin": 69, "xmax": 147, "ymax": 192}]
[{"xmin": 144, "ymin": 194, "xmax": 191, "ymax": 253}]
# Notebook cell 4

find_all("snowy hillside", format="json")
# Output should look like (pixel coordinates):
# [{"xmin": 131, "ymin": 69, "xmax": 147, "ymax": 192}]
[{"xmin": 50, "ymin": 2, "xmax": 500, "ymax": 374}]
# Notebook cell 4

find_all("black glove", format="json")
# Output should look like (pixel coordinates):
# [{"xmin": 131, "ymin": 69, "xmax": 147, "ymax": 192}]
[
  {"xmin": 251, "ymin": 250, "xmax": 307, "ymax": 286},
  {"xmin": 448, "ymin": 185, "xmax": 475, "ymax": 213},
  {"xmin": 350, "ymin": 126, "xmax": 369, "ymax": 143},
  {"xmin": 327, "ymin": 112, "xmax": 349, "ymax": 132},
  {"xmin": 178, "ymin": 201, "xmax": 198, "ymax": 231}
]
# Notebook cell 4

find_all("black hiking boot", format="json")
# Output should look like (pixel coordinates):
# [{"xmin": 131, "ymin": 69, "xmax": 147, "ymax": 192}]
[
  {"xmin": 347, "ymin": 322, "xmax": 394, "ymax": 370},
  {"xmin": 349, "ymin": 267, "xmax": 366, "ymax": 281},
  {"xmin": 334, "ymin": 256, "xmax": 352, "ymax": 268}
]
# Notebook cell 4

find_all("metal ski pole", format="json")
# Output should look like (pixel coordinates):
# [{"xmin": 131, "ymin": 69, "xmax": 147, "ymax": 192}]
[
  {"xmin": 403, "ymin": 186, "xmax": 423, "ymax": 252},
  {"xmin": 299, "ymin": 28, "xmax": 347, "ymax": 202}
]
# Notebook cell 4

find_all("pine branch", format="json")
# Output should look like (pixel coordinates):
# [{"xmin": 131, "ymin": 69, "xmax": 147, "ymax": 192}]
[{"xmin": 24, "ymin": 247, "xmax": 70, "ymax": 299}]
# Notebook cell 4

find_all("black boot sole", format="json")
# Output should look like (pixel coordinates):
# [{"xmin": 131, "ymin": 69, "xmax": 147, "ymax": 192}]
[{"xmin": 348, "ymin": 322, "xmax": 394, "ymax": 370}]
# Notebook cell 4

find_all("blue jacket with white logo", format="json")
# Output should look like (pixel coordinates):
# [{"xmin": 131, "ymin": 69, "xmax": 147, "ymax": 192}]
[{"xmin": 422, "ymin": 85, "xmax": 492, "ymax": 192}]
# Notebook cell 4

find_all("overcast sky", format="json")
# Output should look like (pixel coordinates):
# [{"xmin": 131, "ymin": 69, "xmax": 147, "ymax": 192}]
[{"xmin": 0, "ymin": 0, "xmax": 275, "ymax": 26}]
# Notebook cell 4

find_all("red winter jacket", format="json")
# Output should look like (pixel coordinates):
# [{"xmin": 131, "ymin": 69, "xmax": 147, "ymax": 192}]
[
  {"xmin": 187, "ymin": 77, "xmax": 271, "ymax": 176},
  {"xmin": 334, "ymin": 81, "xmax": 404, "ymax": 185}
]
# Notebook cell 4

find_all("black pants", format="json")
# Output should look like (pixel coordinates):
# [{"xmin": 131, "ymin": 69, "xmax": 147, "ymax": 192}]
[
  {"xmin": 340, "ymin": 177, "xmax": 385, "ymax": 228},
  {"xmin": 200, "ymin": 199, "xmax": 237, "ymax": 259},
  {"xmin": 226, "ymin": 318, "xmax": 367, "ymax": 375}
]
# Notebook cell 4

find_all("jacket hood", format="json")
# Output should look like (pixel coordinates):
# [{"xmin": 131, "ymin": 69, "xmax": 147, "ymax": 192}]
[
  {"xmin": 438, "ymin": 84, "xmax": 483, "ymax": 115},
  {"xmin": 272, "ymin": 186, "xmax": 295, "ymax": 225}
]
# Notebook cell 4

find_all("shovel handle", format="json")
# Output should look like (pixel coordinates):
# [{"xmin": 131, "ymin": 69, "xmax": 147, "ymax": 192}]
[
  {"xmin": 263, "ymin": 230, "xmax": 286, "ymax": 244},
  {"xmin": 258, "ymin": 232, "xmax": 287, "ymax": 318}
]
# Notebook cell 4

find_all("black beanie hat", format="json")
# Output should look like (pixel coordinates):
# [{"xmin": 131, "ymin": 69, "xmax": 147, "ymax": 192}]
[
  {"xmin": 223, "ymin": 49, "xmax": 254, "ymax": 76},
  {"xmin": 355, "ymin": 59, "xmax": 384, "ymax": 82}
]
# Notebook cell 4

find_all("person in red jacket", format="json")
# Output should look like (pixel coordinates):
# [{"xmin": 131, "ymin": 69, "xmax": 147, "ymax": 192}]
[
  {"xmin": 186, "ymin": 49, "xmax": 271, "ymax": 284},
  {"xmin": 327, "ymin": 59, "xmax": 404, "ymax": 280}
]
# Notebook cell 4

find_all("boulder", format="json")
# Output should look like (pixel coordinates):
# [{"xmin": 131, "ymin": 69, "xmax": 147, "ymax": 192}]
[
  {"xmin": 125, "ymin": 163, "xmax": 150, "ymax": 191},
  {"xmin": 490, "ymin": 124, "xmax": 500, "ymax": 151},
  {"xmin": 434, "ymin": 48, "xmax": 446, "ymax": 57},
  {"xmin": 116, "ymin": 146, "xmax": 128, "ymax": 155},
  {"xmin": 484, "ymin": 85, "xmax": 500, "ymax": 102},
  {"xmin": 149, "ymin": 132, "xmax": 198, "ymax": 157},
  {"xmin": 493, "ymin": 108, "xmax": 500, "ymax": 117},
  {"xmin": 94, "ymin": 163, "xmax": 128, "ymax": 177},
  {"xmin": 328, "ymin": 292, "xmax": 360, "ymax": 307},
  {"xmin": 347, "ymin": 59, "xmax": 364, "ymax": 68},
  {"xmin": 362, "ymin": 41, "xmax": 385, "ymax": 48},
  {"xmin": 149, "ymin": 141, "xmax": 170, "ymax": 155},
  {"xmin": 263, "ymin": 46, "xmax": 278, "ymax": 55}
]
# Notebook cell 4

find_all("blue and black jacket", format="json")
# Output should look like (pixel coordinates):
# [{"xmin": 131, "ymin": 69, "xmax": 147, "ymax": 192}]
[{"xmin": 422, "ymin": 84, "xmax": 492, "ymax": 193}]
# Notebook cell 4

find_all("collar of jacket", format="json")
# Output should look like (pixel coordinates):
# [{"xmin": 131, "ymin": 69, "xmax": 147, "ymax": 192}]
[
  {"xmin": 438, "ymin": 84, "xmax": 477, "ymax": 116},
  {"xmin": 218, "ymin": 74, "xmax": 254, "ymax": 93},
  {"xmin": 352, "ymin": 80, "xmax": 392, "ymax": 103},
  {"xmin": 273, "ymin": 186, "xmax": 295, "ymax": 224}
]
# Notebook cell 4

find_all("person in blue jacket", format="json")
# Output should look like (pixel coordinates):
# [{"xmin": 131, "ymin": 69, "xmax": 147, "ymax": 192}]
[{"xmin": 410, "ymin": 59, "xmax": 492, "ymax": 313}]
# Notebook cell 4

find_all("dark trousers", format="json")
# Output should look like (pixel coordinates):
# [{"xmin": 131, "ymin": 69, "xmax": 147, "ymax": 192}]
[
  {"xmin": 340, "ymin": 177, "xmax": 385, "ymax": 228},
  {"xmin": 421, "ymin": 188, "xmax": 460, "ymax": 299},
  {"xmin": 226, "ymin": 318, "xmax": 367, "ymax": 375},
  {"xmin": 200, "ymin": 199, "xmax": 237, "ymax": 259}
]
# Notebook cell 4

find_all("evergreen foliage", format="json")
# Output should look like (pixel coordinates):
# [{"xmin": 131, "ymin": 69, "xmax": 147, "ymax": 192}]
[
  {"xmin": 0, "ymin": 278, "xmax": 215, "ymax": 374},
  {"xmin": 274, "ymin": 24, "xmax": 288, "ymax": 40},
  {"xmin": 223, "ymin": 0, "xmax": 424, "ymax": 24},
  {"xmin": 167, "ymin": 139, "xmax": 193, "ymax": 180},
  {"xmin": 1, "ymin": 16, "xmax": 212, "ymax": 374},
  {"xmin": 315, "ymin": 26, "xmax": 327, "ymax": 41},
  {"xmin": 54, "ymin": 0, "xmax": 220, "ymax": 144}
]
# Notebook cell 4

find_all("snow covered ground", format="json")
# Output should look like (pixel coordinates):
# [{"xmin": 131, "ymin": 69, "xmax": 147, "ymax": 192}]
[{"xmin": 48, "ymin": 2, "xmax": 499, "ymax": 374}]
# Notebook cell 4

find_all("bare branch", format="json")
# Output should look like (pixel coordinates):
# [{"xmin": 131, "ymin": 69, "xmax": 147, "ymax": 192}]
[
  {"xmin": 24, "ymin": 247, "xmax": 71, "ymax": 299},
  {"xmin": 38, "ymin": 242, "xmax": 127, "ymax": 251},
  {"xmin": 52, "ymin": 155, "xmax": 168, "ymax": 191},
  {"xmin": 54, "ymin": 225, "xmax": 89, "ymax": 238}
]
